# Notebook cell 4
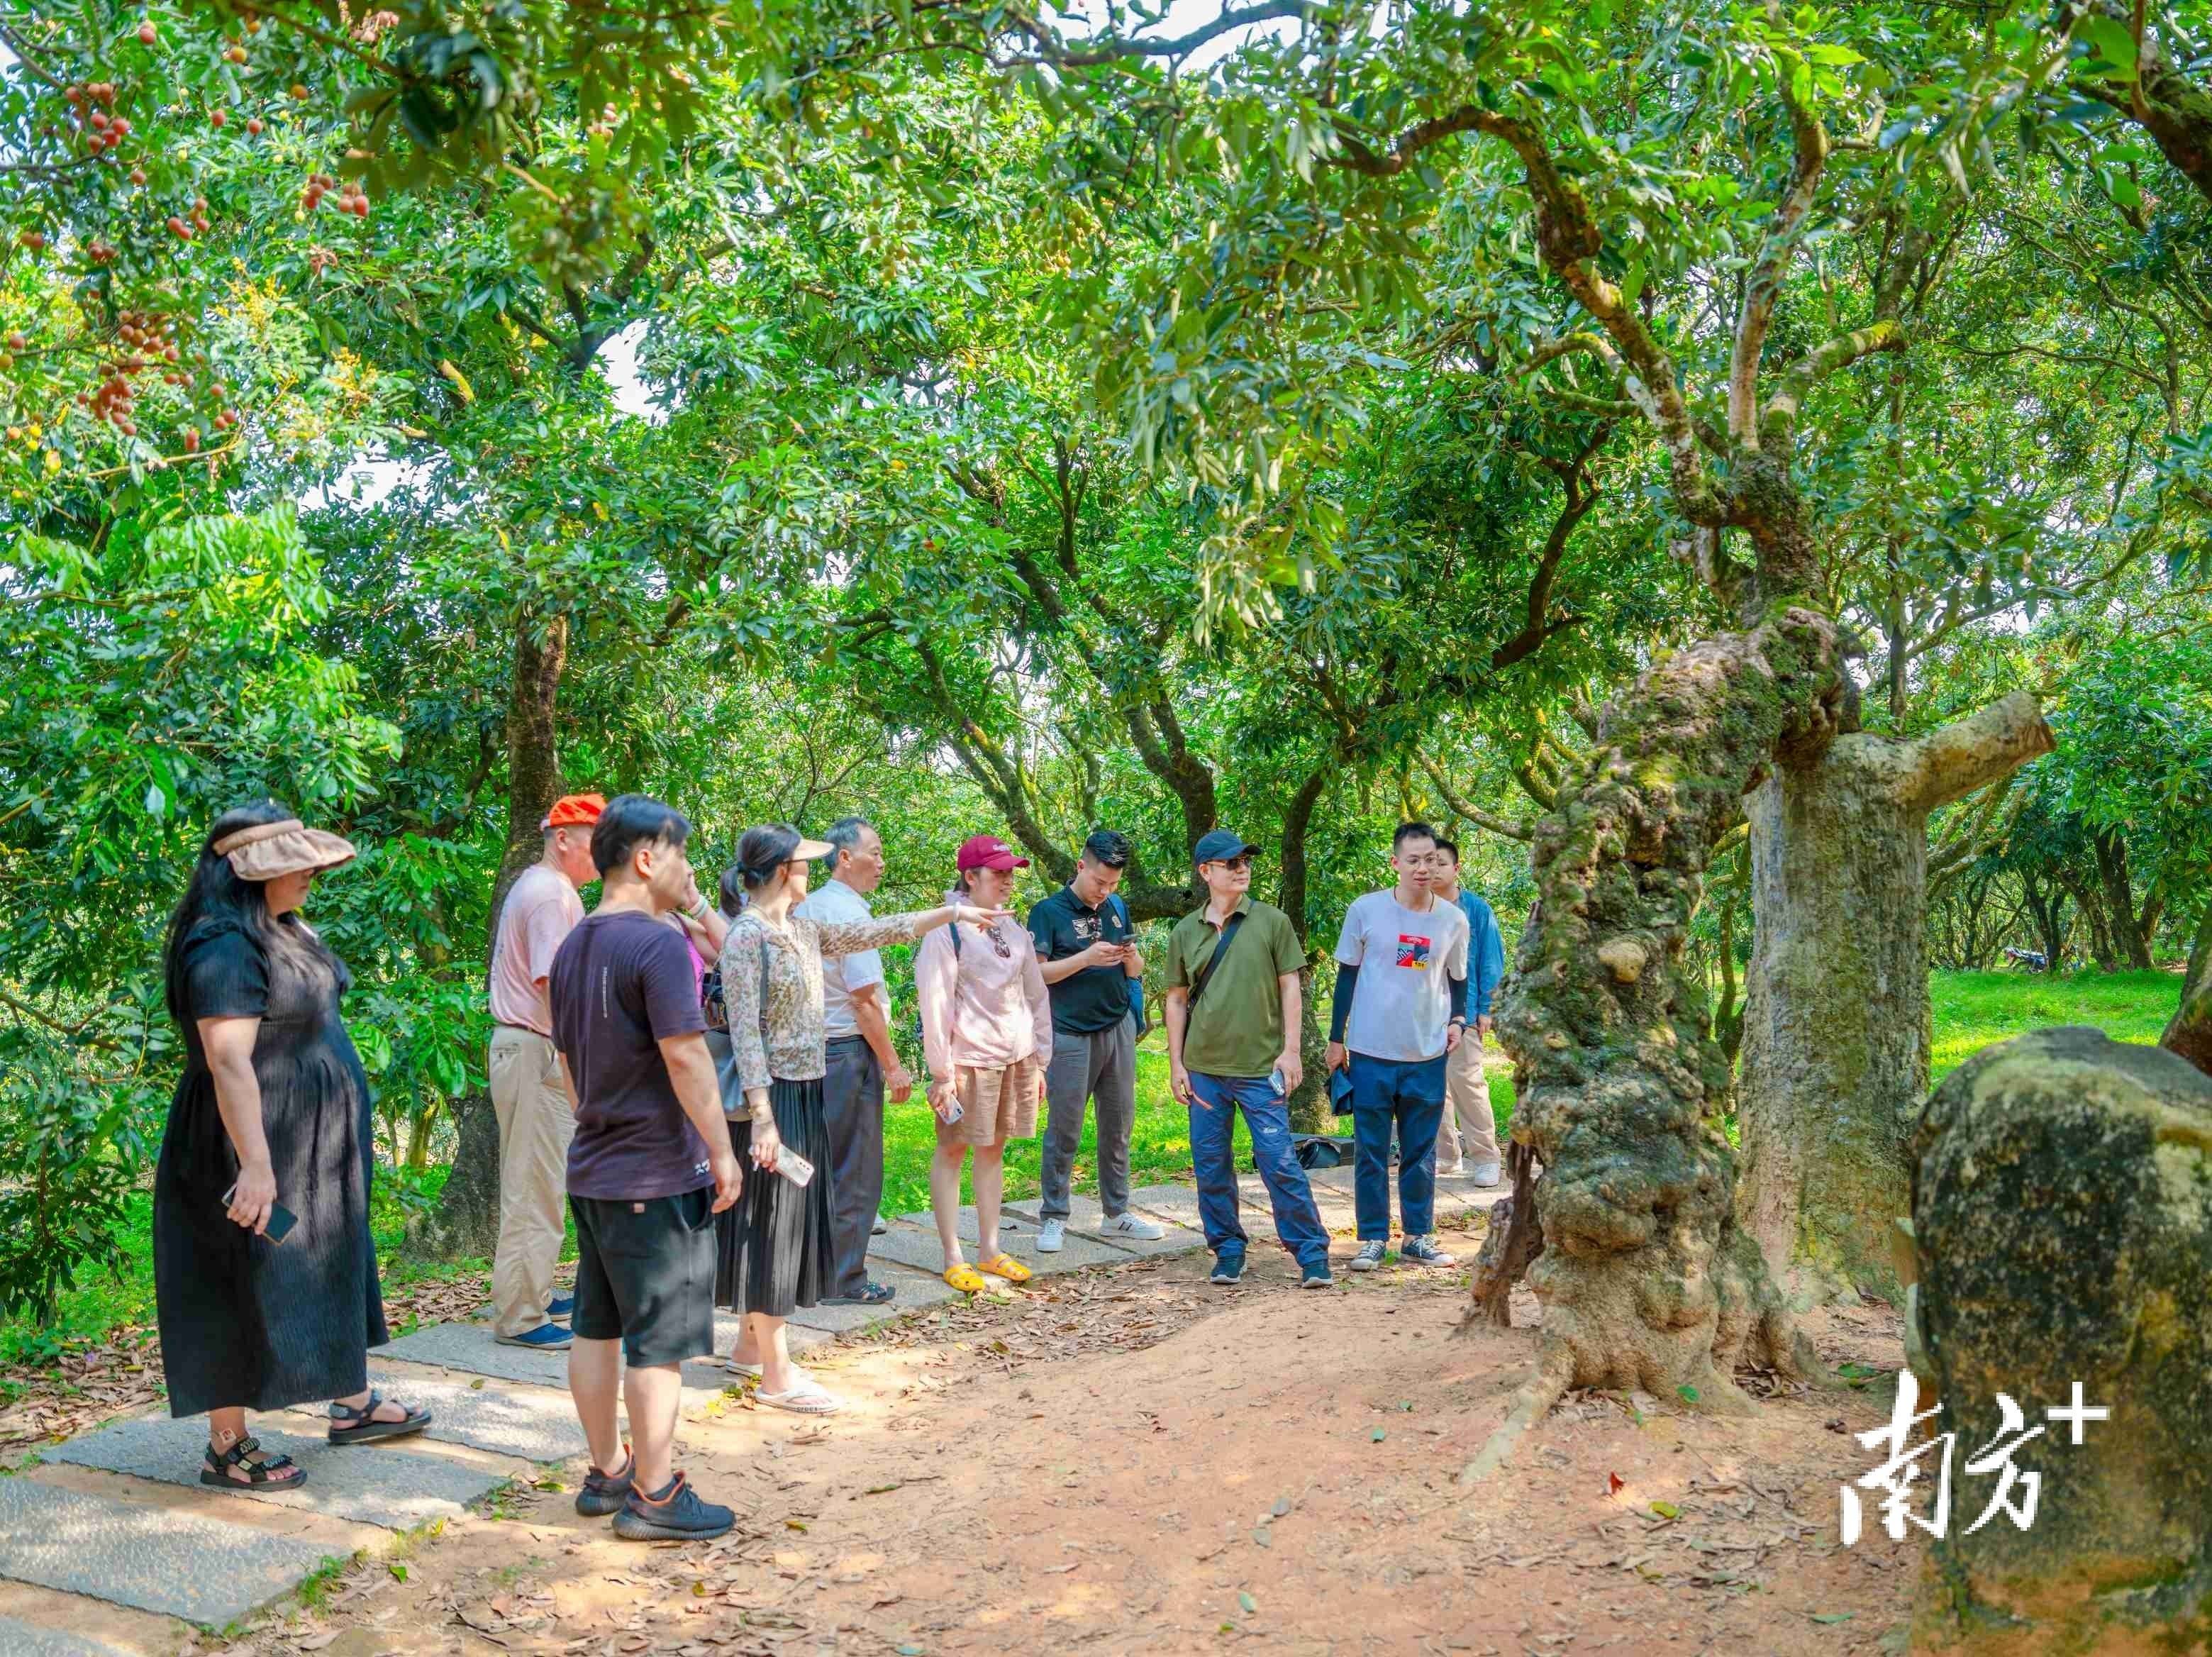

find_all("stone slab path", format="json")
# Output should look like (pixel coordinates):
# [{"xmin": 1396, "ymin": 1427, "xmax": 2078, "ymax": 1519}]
[
  {"xmin": 0, "ymin": 1475, "xmax": 339, "ymax": 1629},
  {"xmin": 0, "ymin": 1612, "xmax": 136, "ymax": 1657},
  {"xmin": 0, "ymin": 1179, "xmax": 1216, "ymax": 1651},
  {"xmin": 40, "ymin": 1418, "xmax": 506, "ymax": 1533},
  {"xmin": 996, "ymin": 1194, "xmax": 1210, "ymax": 1257}
]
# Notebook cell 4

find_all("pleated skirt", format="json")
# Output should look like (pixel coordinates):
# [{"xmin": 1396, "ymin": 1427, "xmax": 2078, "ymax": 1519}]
[{"xmin": 715, "ymin": 1076, "xmax": 834, "ymax": 1319}]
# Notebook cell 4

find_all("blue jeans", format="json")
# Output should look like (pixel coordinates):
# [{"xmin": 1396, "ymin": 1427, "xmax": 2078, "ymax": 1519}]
[
  {"xmin": 1187, "ymin": 1073, "xmax": 1331, "ymax": 1270},
  {"xmin": 1349, "ymin": 1051, "xmax": 1447, "ymax": 1240}
]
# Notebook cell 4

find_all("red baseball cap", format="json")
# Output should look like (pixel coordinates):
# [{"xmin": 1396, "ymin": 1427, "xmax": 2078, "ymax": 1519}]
[
  {"xmin": 956, "ymin": 833, "xmax": 1029, "ymax": 872},
  {"xmin": 541, "ymin": 792, "xmax": 606, "ymax": 831}
]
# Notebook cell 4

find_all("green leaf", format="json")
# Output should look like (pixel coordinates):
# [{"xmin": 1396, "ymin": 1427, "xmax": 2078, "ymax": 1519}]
[
  {"xmin": 2078, "ymin": 15, "xmax": 2138, "ymax": 74},
  {"xmin": 1650, "ymin": 1501, "xmax": 1679, "ymax": 1519},
  {"xmin": 1811, "ymin": 1612, "xmax": 1855, "ymax": 1624},
  {"xmin": 1238, "ymin": 1592, "xmax": 1258, "ymax": 1614},
  {"xmin": 1371, "ymin": 1427, "xmax": 1386, "ymax": 1442}
]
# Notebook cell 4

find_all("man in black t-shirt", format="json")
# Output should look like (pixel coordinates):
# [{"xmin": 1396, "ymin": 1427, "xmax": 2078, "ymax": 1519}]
[
  {"xmin": 548, "ymin": 794, "xmax": 742, "ymax": 1544},
  {"xmin": 1026, "ymin": 829, "xmax": 1167, "ymax": 1251}
]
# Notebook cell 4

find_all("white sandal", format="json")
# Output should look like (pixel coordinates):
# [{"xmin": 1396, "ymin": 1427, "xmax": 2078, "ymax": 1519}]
[
  {"xmin": 724, "ymin": 1358, "xmax": 762, "ymax": 1377},
  {"xmin": 755, "ymin": 1382, "xmax": 842, "ymax": 1415}
]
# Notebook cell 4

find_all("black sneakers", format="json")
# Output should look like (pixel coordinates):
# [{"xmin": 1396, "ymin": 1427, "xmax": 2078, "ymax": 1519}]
[
  {"xmin": 1208, "ymin": 1251, "xmax": 1246, "ymax": 1285},
  {"xmin": 575, "ymin": 1446, "xmax": 635, "ymax": 1517},
  {"xmin": 613, "ymin": 1470, "xmax": 735, "ymax": 1541}
]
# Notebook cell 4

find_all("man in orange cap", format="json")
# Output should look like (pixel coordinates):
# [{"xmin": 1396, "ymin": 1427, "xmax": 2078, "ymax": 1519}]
[{"xmin": 487, "ymin": 791, "xmax": 607, "ymax": 1348}]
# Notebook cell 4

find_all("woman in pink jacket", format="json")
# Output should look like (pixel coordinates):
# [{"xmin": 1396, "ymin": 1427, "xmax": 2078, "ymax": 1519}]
[{"xmin": 914, "ymin": 836, "xmax": 1053, "ymax": 1293}]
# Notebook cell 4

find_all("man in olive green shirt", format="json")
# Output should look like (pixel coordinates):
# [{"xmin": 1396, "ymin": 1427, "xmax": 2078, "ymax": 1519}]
[{"xmin": 1164, "ymin": 830, "xmax": 1333, "ymax": 1288}]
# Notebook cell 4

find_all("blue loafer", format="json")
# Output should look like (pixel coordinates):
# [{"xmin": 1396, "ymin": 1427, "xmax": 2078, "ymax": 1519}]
[{"xmin": 495, "ymin": 1322, "xmax": 573, "ymax": 1350}]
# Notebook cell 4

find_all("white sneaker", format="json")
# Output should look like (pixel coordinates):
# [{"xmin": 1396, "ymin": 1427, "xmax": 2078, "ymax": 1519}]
[
  {"xmin": 871, "ymin": 1212, "xmax": 887, "ymax": 1236},
  {"xmin": 1100, "ymin": 1211, "xmax": 1166, "ymax": 1241},
  {"xmin": 1037, "ymin": 1218, "xmax": 1065, "ymax": 1253},
  {"xmin": 1470, "ymin": 1162, "xmax": 1501, "ymax": 1187}
]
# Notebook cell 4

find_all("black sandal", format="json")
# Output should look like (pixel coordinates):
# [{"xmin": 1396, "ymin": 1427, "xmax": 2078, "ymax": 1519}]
[
  {"xmin": 327, "ymin": 1388, "xmax": 433, "ymax": 1444},
  {"xmin": 200, "ymin": 1434, "xmax": 306, "ymax": 1491}
]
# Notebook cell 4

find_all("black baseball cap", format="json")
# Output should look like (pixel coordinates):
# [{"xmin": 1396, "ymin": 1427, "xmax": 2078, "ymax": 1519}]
[{"xmin": 1193, "ymin": 829, "xmax": 1260, "ymax": 865}]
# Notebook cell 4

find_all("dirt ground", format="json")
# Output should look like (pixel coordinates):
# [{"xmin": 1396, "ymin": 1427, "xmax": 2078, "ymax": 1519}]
[{"xmin": 205, "ymin": 1221, "xmax": 1920, "ymax": 1657}]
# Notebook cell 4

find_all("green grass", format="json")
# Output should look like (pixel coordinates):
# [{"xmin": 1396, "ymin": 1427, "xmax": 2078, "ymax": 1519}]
[
  {"xmin": 2, "ymin": 968, "xmax": 2182, "ymax": 1371},
  {"xmin": 1929, "ymin": 970, "xmax": 2176, "ymax": 1079}
]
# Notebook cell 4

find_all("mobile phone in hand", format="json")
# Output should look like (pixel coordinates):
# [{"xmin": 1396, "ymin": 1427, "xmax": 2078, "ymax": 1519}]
[
  {"xmin": 221, "ymin": 1183, "xmax": 299, "ymax": 1243},
  {"xmin": 776, "ymin": 1148, "xmax": 818, "ymax": 1187}
]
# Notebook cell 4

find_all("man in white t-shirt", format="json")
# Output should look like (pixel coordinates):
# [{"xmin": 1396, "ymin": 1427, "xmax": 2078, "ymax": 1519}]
[
  {"xmin": 794, "ymin": 816, "xmax": 912, "ymax": 1305},
  {"xmin": 487, "ymin": 792, "xmax": 604, "ymax": 1348},
  {"xmin": 1325, "ymin": 821, "xmax": 1470, "ymax": 1273}
]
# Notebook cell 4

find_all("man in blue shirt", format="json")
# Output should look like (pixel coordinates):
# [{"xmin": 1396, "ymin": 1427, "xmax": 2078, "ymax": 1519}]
[{"xmin": 1428, "ymin": 837, "xmax": 1507, "ymax": 1184}]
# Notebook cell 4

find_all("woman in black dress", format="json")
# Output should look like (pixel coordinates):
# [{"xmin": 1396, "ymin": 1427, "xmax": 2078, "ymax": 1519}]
[{"xmin": 153, "ymin": 802, "xmax": 430, "ymax": 1492}]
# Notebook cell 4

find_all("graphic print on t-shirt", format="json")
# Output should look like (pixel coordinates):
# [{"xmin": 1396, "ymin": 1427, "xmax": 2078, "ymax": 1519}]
[{"xmin": 1395, "ymin": 933, "xmax": 1433, "ymax": 969}]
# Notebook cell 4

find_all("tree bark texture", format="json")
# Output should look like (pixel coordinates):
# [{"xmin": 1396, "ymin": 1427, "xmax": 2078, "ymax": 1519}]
[
  {"xmin": 411, "ymin": 610, "xmax": 571, "ymax": 1263},
  {"xmin": 2163, "ymin": 899, "xmax": 2212, "ymax": 1079},
  {"xmin": 1490, "ymin": 608, "xmax": 1848, "ymax": 1411},
  {"xmin": 1737, "ymin": 691, "xmax": 2052, "ymax": 1307}
]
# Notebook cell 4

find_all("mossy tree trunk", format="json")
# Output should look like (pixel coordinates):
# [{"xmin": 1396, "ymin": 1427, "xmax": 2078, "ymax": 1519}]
[
  {"xmin": 1489, "ymin": 608, "xmax": 1845, "ymax": 1421},
  {"xmin": 1737, "ymin": 692, "xmax": 2052, "ymax": 1307},
  {"xmin": 411, "ymin": 609, "xmax": 569, "ymax": 1262}
]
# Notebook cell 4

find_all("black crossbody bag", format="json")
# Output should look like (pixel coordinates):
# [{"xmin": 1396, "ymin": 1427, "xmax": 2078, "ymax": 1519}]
[{"xmin": 1185, "ymin": 910, "xmax": 1250, "ymax": 1015}]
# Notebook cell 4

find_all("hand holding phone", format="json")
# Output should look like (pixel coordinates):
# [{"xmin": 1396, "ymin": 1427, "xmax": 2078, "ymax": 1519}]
[
  {"xmin": 776, "ymin": 1147, "xmax": 818, "ymax": 1187},
  {"xmin": 221, "ymin": 1180, "xmax": 298, "ymax": 1243}
]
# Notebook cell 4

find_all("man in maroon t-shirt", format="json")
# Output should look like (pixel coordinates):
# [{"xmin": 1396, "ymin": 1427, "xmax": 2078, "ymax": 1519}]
[{"xmin": 548, "ymin": 795, "xmax": 741, "ymax": 1543}]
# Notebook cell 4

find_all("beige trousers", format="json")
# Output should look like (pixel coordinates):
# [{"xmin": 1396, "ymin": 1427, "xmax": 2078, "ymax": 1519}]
[
  {"xmin": 1435, "ymin": 1034, "xmax": 1500, "ymax": 1173},
  {"xmin": 489, "ymin": 1025, "xmax": 575, "ymax": 1336}
]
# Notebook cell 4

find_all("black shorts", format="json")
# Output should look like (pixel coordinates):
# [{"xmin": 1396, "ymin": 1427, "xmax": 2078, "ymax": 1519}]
[{"xmin": 569, "ymin": 1188, "xmax": 718, "ymax": 1368}]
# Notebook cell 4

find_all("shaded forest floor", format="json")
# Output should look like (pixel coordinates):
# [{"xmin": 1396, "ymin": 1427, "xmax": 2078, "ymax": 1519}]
[{"xmin": 201, "ymin": 1227, "xmax": 1919, "ymax": 1657}]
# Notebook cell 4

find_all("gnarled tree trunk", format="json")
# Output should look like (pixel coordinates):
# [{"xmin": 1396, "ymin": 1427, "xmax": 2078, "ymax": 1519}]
[
  {"xmin": 1737, "ymin": 692, "xmax": 2052, "ymax": 1307},
  {"xmin": 1465, "ymin": 608, "xmax": 1847, "ymax": 1481},
  {"xmin": 409, "ymin": 609, "xmax": 569, "ymax": 1262}
]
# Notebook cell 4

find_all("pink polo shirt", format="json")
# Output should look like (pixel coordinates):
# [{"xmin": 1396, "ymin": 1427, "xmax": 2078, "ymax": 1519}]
[{"xmin": 488, "ymin": 863, "xmax": 585, "ymax": 1037}]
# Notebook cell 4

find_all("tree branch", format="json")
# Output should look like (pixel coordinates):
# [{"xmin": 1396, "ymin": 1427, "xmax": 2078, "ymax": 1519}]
[
  {"xmin": 1761, "ymin": 320, "xmax": 1904, "ymax": 446},
  {"xmin": 1903, "ymin": 690, "xmax": 2055, "ymax": 816},
  {"xmin": 1418, "ymin": 754, "xmax": 1533, "ymax": 841},
  {"xmin": 1728, "ymin": 20, "xmax": 1831, "ymax": 447}
]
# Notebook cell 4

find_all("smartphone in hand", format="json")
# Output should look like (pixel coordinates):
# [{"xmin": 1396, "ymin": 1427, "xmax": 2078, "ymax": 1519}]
[
  {"xmin": 221, "ymin": 1183, "xmax": 299, "ymax": 1243},
  {"xmin": 776, "ymin": 1148, "xmax": 818, "ymax": 1187}
]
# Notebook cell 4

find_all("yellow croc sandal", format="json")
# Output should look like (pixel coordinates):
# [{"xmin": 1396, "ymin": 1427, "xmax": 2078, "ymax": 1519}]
[
  {"xmin": 943, "ymin": 1263, "xmax": 987, "ymax": 1294},
  {"xmin": 977, "ymin": 1253, "xmax": 1033, "ymax": 1285}
]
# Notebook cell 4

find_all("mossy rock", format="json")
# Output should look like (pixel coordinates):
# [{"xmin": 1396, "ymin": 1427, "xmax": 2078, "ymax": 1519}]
[{"xmin": 1909, "ymin": 1027, "xmax": 2212, "ymax": 1654}]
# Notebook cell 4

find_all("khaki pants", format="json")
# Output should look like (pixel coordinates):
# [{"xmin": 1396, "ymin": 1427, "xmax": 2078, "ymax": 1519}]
[
  {"xmin": 1435, "ymin": 1035, "xmax": 1500, "ymax": 1174},
  {"xmin": 489, "ymin": 1026, "xmax": 574, "ymax": 1336}
]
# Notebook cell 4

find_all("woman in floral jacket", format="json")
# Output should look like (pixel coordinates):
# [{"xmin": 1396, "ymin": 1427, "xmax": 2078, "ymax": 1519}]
[{"xmin": 715, "ymin": 824, "xmax": 1004, "ymax": 1413}]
